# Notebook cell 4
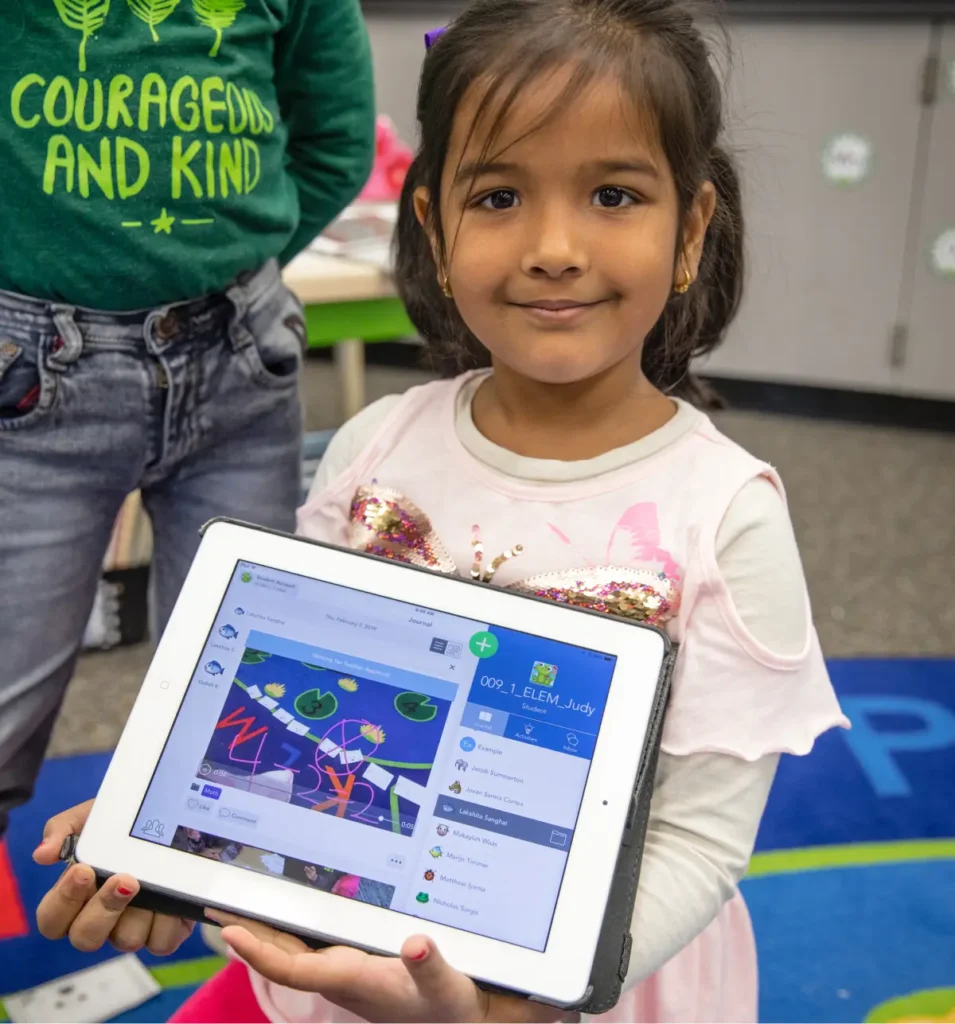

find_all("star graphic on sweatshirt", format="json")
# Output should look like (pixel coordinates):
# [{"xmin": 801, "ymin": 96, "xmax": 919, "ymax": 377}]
[{"xmin": 151, "ymin": 208, "xmax": 176, "ymax": 235}]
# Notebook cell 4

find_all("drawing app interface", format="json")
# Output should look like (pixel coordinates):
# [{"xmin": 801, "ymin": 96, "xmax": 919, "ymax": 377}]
[{"xmin": 134, "ymin": 561, "xmax": 616, "ymax": 950}]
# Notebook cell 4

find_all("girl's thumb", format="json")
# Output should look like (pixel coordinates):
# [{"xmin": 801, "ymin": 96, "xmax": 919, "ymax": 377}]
[
  {"xmin": 400, "ymin": 936, "xmax": 442, "ymax": 985},
  {"xmin": 401, "ymin": 936, "xmax": 476, "ymax": 1011}
]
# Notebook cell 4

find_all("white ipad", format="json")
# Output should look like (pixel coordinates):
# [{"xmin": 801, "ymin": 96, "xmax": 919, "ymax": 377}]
[{"xmin": 77, "ymin": 519, "xmax": 669, "ymax": 1008}]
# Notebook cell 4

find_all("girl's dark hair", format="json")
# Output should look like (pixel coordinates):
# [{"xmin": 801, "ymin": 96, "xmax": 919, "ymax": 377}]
[{"xmin": 395, "ymin": 0, "xmax": 743, "ymax": 408}]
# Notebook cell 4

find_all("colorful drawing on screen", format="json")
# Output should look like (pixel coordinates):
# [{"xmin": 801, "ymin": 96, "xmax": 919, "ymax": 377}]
[{"xmin": 202, "ymin": 646, "xmax": 451, "ymax": 836}]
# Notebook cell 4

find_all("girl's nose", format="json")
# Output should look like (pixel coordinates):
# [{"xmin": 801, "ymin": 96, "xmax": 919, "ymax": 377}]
[{"xmin": 520, "ymin": 207, "xmax": 589, "ymax": 279}]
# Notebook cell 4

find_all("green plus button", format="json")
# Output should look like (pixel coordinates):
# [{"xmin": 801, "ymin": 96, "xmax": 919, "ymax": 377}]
[{"xmin": 469, "ymin": 631, "xmax": 499, "ymax": 658}]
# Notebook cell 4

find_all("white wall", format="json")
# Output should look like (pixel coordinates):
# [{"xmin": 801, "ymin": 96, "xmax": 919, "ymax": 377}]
[{"xmin": 366, "ymin": 6, "xmax": 463, "ymax": 145}]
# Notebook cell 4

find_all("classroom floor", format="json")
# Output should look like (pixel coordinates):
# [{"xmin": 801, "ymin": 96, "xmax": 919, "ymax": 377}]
[{"xmin": 50, "ymin": 358, "xmax": 955, "ymax": 759}]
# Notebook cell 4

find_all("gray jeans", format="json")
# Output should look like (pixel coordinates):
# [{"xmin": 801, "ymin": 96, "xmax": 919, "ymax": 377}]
[{"xmin": 0, "ymin": 261, "xmax": 304, "ymax": 835}]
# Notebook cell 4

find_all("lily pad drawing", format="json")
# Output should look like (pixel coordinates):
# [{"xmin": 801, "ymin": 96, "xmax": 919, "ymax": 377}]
[
  {"xmin": 394, "ymin": 692, "xmax": 438, "ymax": 723},
  {"xmin": 127, "ymin": 0, "xmax": 181, "ymax": 42},
  {"xmin": 192, "ymin": 0, "xmax": 245, "ymax": 57},
  {"xmin": 53, "ymin": 0, "xmax": 111, "ymax": 72},
  {"xmin": 294, "ymin": 689, "xmax": 339, "ymax": 721},
  {"xmin": 241, "ymin": 649, "xmax": 270, "ymax": 665}
]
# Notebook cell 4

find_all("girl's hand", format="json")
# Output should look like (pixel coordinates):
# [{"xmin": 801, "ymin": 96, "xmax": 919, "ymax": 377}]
[
  {"xmin": 33, "ymin": 800, "xmax": 194, "ymax": 956},
  {"xmin": 209, "ymin": 911, "xmax": 571, "ymax": 1023}
]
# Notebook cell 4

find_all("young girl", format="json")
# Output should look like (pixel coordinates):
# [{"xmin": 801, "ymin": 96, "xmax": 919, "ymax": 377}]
[{"xmin": 34, "ymin": 1, "xmax": 848, "ymax": 1021}]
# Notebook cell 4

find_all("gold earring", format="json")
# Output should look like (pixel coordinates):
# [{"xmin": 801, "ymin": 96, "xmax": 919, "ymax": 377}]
[
  {"xmin": 674, "ymin": 266, "xmax": 692, "ymax": 295},
  {"xmin": 441, "ymin": 273, "xmax": 453, "ymax": 299}
]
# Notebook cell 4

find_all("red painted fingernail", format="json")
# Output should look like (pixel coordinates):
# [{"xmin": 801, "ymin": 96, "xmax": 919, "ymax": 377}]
[{"xmin": 117, "ymin": 885, "xmax": 134, "ymax": 897}]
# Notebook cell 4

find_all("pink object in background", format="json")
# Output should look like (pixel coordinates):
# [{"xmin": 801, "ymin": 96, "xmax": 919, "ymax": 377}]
[
  {"xmin": 359, "ymin": 116, "xmax": 413, "ymax": 202},
  {"xmin": 331, "ymin": 873, "xmax": 362, "ymax": 899}
]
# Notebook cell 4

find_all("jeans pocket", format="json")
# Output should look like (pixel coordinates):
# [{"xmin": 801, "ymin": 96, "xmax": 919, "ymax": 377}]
[
  {"xmin": 0, "ymin": 336, "xmax": 57, "ymax": 431},
  {"xmin": 232, "ymin": 279, "xmax": 306, "ymax": 392}
]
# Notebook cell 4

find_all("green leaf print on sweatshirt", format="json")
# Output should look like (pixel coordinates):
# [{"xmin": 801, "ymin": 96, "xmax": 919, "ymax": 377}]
[
  {"xmin": 52, "ymin": 0, "xmax": 111, "ymax": 72},
  {"xmin": 192, "ymin": 0, "xmax": 245, "ymax": 57},
  {"xmin": 127, "ymin": 0, "xmax": 181, "ymax": 42}
]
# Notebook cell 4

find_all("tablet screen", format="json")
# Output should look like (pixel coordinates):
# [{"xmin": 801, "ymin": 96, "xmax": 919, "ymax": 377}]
[{"xmin": 134, "ymin": 560, "xmax": 617, "ymax": 951}]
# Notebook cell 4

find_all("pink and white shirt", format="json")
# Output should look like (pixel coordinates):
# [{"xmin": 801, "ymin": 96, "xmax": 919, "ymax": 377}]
[{"xmin": 250, "ymin": 372, "xmax": 848, "ymax": 1023}]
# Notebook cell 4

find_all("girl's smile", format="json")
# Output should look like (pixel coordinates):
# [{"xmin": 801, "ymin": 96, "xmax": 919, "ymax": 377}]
[{"xmin": 510, "ymin": 296, "xmax": 614, "ymax": 328}]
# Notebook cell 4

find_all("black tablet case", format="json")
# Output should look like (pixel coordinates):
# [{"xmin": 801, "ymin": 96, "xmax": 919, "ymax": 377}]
[{"xmin": 90, "ymin": 520, "xmax": 675, "ymax": 1015}]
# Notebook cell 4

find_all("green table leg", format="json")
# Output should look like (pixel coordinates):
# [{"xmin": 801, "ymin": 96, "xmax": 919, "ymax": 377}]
[{"xmin": 303, "ymin": 297, "xmax": 415, "ymax": 349}]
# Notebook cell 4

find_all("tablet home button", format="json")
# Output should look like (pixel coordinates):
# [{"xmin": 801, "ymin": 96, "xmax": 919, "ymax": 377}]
[{"xmin": 159, "ymin": 680, "xmax": 171, "ymax": 690}]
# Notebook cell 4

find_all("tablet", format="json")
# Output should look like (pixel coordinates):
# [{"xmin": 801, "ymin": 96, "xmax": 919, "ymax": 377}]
[{"xmin": 77, "ymin": 519, "xmax": 670, "ymax": 1010}]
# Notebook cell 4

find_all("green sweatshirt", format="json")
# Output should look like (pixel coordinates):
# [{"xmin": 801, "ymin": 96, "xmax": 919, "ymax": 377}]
[{"xmin": 0, "ymin": 1, "xmax": 375, "ymax": 310}]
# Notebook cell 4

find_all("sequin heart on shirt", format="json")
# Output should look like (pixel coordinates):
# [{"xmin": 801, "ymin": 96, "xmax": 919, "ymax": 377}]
[
  {"xmin": 347, "ymin": 483, "xmax": 681, "ymax": 626},
  {"xmin": 349, "ymin": 485, "xmax": 456, "ymax": 571},
  {"xmin": 511, "ymin": 566, "xmax": 680, "ymax": 626}
]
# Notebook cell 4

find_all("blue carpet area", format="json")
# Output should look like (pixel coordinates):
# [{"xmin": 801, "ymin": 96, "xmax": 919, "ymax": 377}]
[
  {"xmin": 746, "ymin": 659, "xmax": 955, "ymax": 1023},
  {"xmin": 756, "ymin": 659, "xmax": 955, "ymax": 850},
  {"xmin": 1, "ymin": 658, "xmax": 952, "ymax": 1023}
]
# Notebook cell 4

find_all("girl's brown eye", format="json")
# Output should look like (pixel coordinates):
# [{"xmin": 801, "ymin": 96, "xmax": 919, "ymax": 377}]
[
  {"xmin": 593, "ymin": 186, "xmax": 634, "ymax": 208},
  {"xmin": 480, "ymin": 189, "xmax": 519, "ymax": 210}
]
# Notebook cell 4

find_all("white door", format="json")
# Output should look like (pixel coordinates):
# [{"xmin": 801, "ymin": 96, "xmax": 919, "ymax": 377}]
[{"xmin": 700, "ymin": 22, "xmax": 932, "ymax": 393}]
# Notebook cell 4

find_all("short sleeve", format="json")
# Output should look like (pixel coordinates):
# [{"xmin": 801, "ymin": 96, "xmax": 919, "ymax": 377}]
[
  {"xmin": 715, "ymin": 476, "xmax": 809, "ymax": 656},
  {"xmin": 661, "ymin": 478, "xmax": 849, "ymax": 761}
]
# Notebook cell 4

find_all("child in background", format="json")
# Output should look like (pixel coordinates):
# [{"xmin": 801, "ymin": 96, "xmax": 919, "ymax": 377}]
[
  {"xmin": 33, "ymin": 1, "xmax": 848, "ymax": 1021},
  {"xmin": 0, "ymin": 1, "xmax": 374, "ymax": 839}
]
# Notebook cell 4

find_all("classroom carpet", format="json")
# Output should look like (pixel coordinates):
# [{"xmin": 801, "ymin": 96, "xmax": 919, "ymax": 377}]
[{"xmin": 1, "ymin": 658, "xmax": 952, "ymax": 1024}]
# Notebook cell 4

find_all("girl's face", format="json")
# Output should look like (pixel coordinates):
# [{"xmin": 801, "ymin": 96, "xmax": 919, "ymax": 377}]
[{"xmin": 416, "ymin": 68, "xmax": 714, "ymax": 386}]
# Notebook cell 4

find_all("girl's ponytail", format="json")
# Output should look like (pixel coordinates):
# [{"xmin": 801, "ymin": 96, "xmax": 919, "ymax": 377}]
[{"xmin": 641, "ymin": 145, "xmax": 744, "ymax": 409}]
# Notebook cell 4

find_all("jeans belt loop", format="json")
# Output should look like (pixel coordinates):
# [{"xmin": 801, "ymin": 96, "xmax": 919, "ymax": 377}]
[
  {"xmin": 48, "ymin": 306, "xmax": 83, "ymax": 371},
  {"xmin": 224, "ymin": 277, "xmax": 252, "ymax": 353}
]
